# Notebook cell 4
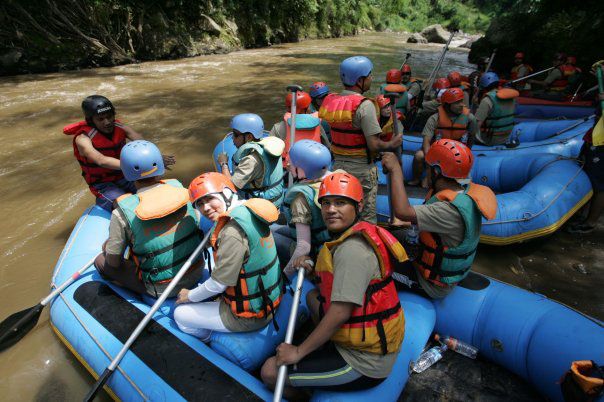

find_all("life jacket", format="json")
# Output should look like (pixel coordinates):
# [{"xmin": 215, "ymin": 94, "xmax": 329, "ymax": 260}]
[
  {"xmin": 283, "ymin": 181, "xmax": 330, "ymax": 252},
  {"xmin": 413, "ymin": 183, "xmax": 497, "ymax": 287},
  {"xmin": 379, "ymin": 111, "xmax": 404, "ymax": 142},
  {"xmin": 211, "ymin": 199, "xmax": 283, "ymax": 320},
  {"xmin": 510, "ymin": 64, "xmax": 533, "ymax": 80},
  {"xmin": 315, "ymin": 221, "xmax": 407, "ymax": 355},
  {"xmin": 482, "ymin": 88, "xmax": 519, "ymax": 139},
  {"xmin": 550, "ymin": 65, "xmax": 576, "ymax": 91},
  {"xmin": 63, "ymin": 120, "xmax": 127, "ymax": 196},
  {"xmin": 283, "ymin": 112, "xmax": 322, "ymax": 166},
  {"xmin": 560, "ymin": 360, "xmax": 604, "ymax": 402},
  {"xmin": 319, "ymin": 93, "xmax": 372, "ymax": 161},
  {"xmin": 232, "ymin": 137, "xmax": 285, "ymax": 207},
  {"xmin": 116, "ymin": 179, "xmax": 201, "ymax": 285},
  {"xmin": 435, "ymin": 105, "xmax": 471, "ymax": 143},
  {"xmin": 401, "ymin": 79, "xmax": 422, "ymax": 109}
]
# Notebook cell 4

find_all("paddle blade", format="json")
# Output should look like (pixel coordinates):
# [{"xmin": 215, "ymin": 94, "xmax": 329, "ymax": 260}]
[
  {"xmin": 0, "ymin": 303, "xmax": 44, "ymax": 352},
  {"xmin": 593, "ymin": 116, "xmax": 604, "ymax": 147},
  {"xmin": 84, "ymin": 367, "xmax": 113, "ymax": 402}
]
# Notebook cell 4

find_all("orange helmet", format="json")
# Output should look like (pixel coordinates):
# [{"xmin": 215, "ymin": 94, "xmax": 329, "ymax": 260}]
[
  {"xmin": 401, "ymin": 64, "xmax": 412, "ymax": 74},
  {"xmin": 433, "ymin": 77, "xmax": 451, "ymax": 90},
  {"xmin": 425, "ymin": 139, "xmax": 474, "ymax": 180},
  {"xmin": 189, "ymin": 172, "xmax": 236, "ymax": 204},
  {"xmin": 376, "ymin": 94, "xmax": 390, "ymax": 108},
  {"xmin": 515, "ymin": 52, "xmax": 525, "ymax": 60},
  {"xmin": 286, "ymin": 91, "xmax": 312, "ymax": 110},
  {"xmin": 386, "ymin": 69, "xmax": 402, "ymax": 84},
  {"xmin": 447, "ymin": 71, "xmax": 462, "ymax": 87},
  {"xmin": 318, "ymin": 172, "xmax": 363, "ymax": 203},
  {"xmin": 441, "ymin": 88, "xmax": 464, "ymax": 104}
]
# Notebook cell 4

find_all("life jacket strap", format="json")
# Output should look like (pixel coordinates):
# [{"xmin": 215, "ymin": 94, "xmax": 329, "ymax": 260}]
[
  {"xmin": 237, "ymin": 254, "xmax": 279, "ymax": 279},
  {"xmin": 137, "ymin": 230, "xmax": 201, "ymax": 261}
]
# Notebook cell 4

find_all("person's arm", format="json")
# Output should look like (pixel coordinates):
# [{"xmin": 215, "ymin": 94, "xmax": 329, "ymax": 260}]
[
  {"xmin": 467, "ymin": 114, "xmax": 479, "ymax": 149},
  {"xmin": 474, "ymin": 97, "xmax": 492, "ymax": 130},
  {"xmin": 421, "ymin": 114, "xmax": 437, "ymax": 155},
  {"xmin": 357, "ymin": 99, "xmax": 402, "ymax": 153},
  {"xmin": 104, "ymin": 210, "xmax": 130, "ymax": 268},
  {"xmin": 121, "ymin": 124, "xmax": 144, "ymax": 141},
  {"xmin": 381, "ymin": 152, "xmax": 417, "ymax": 223},
  {"xmin": 366, "ymin": 132, "xmax": 403, "ymax": 153},
  {"xmin": 221, "ymin": 153, "xmax": 262, "ymax": 189},
  {"xmin": 75, "ymin": 134, "xmax": 121, "ymax": 170},
  {"xmin": 284, "ymin": 223, "xmax": 312, "ymax": 276},
  {"xmin": 177, "ymin": 276, "xmax": 227, "ymax": 304}
]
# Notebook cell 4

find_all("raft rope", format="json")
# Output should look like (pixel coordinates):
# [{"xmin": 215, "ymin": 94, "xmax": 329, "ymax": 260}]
[
  {"xmin": 55, "ymin": 290, "xmax": 149, "ymax": 400},
  {"xmin": 484, "ymin": 157, "xmax": 586, "ymax": 225}
]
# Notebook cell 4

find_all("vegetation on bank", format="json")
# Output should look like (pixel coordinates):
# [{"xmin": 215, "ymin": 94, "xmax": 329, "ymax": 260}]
[
  {"xmin": 0, "ymin": 0, "xmax": 492, "ymax": 75},
  {"xmin": 470, "ymin": 0, "xmax": 603, "ymax": 77}
]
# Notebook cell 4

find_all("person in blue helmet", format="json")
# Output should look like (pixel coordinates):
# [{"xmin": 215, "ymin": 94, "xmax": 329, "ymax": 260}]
[
  {"xmin": 217, "ymin": 113, "xmax": 286, "ymax": 207},
  {"xmin": 474, "ymin": 72, "xmax": 519, "ymax": 146},
  {"xmin": 273, "ymin": 140, "xmax": 334, "ymax": 271},
  {"xmin": 94, "ymin": 140, "xmax": 203, "ymax": 298},
  {"xmin": 318, "ymin": 56, "xmax": 403, "ymax": 224},
  {"xmin": 309, "ymin": 82, "xmax": 333, "ymax": 142}
]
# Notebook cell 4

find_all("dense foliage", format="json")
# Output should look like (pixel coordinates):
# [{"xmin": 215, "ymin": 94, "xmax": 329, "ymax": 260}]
[{"xmin": 470, "ymin": 0, "xmax": 603, "ymax": 77}]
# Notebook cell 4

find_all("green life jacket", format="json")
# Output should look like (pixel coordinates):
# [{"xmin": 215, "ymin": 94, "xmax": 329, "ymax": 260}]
[
  {"xmin": 232, "ymin": 142, "xmax": 285, "ymax": 207},
  {"xmin": 283, "ymin": 182, "xmax": 330, "ymax": 252},
  {"xmin": 414, "ymin": 188, "xmax": 483, "ymax": 285},
  {"xmin": 484, "ymin": 89, "xmax": 516, "ymax": 139},
  {"xmin": 214, "ymin": 201, "xmax": 283, "ymax": 319},
  {"xmin": 117, "ymin": 179, "xmax": 201, "ymax": 284}
]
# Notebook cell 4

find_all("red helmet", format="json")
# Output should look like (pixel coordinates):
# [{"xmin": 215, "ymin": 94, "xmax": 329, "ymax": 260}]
[
  {"xmin": 286, "ymin": 91, "xmax": 312, "ymax": 110},
  {"xmin": 447, "ymin": 71, "xmax": 462, "ymax": 87},
  {"xmin": 189, "ymin": 172, "xmax": 236, "ymax": 204},
  {"xmin": 318, "ymin": 172, "xmax": 363, "ymax": 203},
  {"xmin": 441, "ymin": 88, "xmax": 464, "ymax": 104},
  {"xmin": 376, "ymin": 94, "xmax": 390, "ymax": 108},
  {"xmin": 515, "ymin": 52, "xmax": 525, "ymax": 60},
  {"xmin": 401, "ymin": 64, "xmax": 412, "ymax": 74},
  {"xmin": 386, "ymin": 69, "xmax": 402, "ymax": 84},
  {"xmin": 566, "ymin": 56, "xmax": 577, "ymax": 65},
  {"xmin": 425, "ymin": 139, "xmax": 474, "ymax": 179},
  {"xmin": 433, "ymin": 77, "xmax": 451, "ymax": 90}
]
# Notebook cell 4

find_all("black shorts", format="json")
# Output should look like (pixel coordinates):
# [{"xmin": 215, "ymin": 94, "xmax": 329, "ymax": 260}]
[
  {"xmin": 582, "ymin": 144, "xmax": 604, "ymax": 192},
  {"xmin": 288, "ymin": 342, "xmax": 385, "ymax": 391}
]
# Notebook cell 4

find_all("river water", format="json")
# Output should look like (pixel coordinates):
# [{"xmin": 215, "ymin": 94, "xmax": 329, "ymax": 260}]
[{"xmin": 0, "ymin": 32, "xmax": 601, "ymax": 401}]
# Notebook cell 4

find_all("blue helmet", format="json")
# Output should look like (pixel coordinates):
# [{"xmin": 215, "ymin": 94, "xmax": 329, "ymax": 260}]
[
  {"xmin": 309, "ymin": 82, "xmax": 329, "ymax": 98},
  {"xmin": 479, "ymin": 72, "xmax": 500, "ymax": 89},
  {"xmin": 231, "ymin": 113, "xmax": 264, "ymax": 139},
  {"xmin": 340, "ymin": 56, "xmax": 373, "ymax": 86},
  {"xmin": 120, "ymin": 140, "xmax": 165, "ymax": 181},
  {"xmin": 289, "ymin": 140, "xmax": 331, "ymax": 180}
]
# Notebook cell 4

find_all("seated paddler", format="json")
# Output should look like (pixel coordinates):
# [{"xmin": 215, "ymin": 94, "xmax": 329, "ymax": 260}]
[
  {"xmin": 94, "ymin": 140, "xmax": 202, "ymax": 298},
  {"xmin": 261, "ymin": 172, "xmax": 407, "ymax": 398},
  {"xmin": 174, "ymin": 172, "xmax": 284, "ymax": 341},
  {"xmin": 217, "ymin": 113, "xmax": 286, "ymax": 208},
  {"xmin": 381, "ymin": 139, "xmax": 497, "ymax": 299}
]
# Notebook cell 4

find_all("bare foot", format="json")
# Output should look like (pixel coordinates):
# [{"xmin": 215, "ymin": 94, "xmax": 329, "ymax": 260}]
[
  {"xmin": 406, "ymin": 179, "xmax": 420, "ymax": 186},
  {"xmin": 421, "ymin": 177, "xmax": 429, "ymax": 189}
]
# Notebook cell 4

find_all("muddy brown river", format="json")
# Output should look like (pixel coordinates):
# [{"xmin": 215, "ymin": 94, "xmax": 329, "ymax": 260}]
[{"xmin": 0, "ymin": 32, "xmax": 601, "ymax": 401}]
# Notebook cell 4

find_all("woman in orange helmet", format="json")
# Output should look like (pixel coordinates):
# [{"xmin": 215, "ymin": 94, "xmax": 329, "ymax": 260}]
[
  {"xmin": 261, "ymin": 172, "xmax": 406, "ymax": 398},
  {"xmin": 381, "ymin": 140, "xmax": 497, "ymax": 299}
]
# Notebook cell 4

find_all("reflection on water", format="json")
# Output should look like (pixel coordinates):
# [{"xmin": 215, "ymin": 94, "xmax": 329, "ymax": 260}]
[{"xmin": 0, "ymin": 32, "xmax": 601, "ymax": 400}]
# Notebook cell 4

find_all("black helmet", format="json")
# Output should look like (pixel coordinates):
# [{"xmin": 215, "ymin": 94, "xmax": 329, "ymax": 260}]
[{"xmin": 81, "ymin": 95, "xmax": 115, "ymax": 120}]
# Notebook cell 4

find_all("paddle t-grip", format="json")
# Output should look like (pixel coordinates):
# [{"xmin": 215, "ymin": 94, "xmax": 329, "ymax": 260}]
[{"xmin": 286, "ymin": 84, "xmax": 303, "ymax": 92}]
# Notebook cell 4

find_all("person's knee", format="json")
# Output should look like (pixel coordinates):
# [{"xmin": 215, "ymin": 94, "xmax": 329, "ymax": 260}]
[
  {"xmin": 261, "ymin": 357, "xmax": 278, "ymax": 386},
  {"xmin": 414, "ymin": 150, "xmax": 425, "ymax": 162}
]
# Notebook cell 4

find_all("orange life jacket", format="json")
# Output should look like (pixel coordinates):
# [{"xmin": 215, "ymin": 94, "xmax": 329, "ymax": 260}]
[
  {"xmin": 63, "ymin": 120, "xmax": 127, "ymax": 196},
  {"xmin": 435, "ymin": 105, "xmax": 471, "ymax": 143},
  {"xmin": 319, "ymin": 93, "xmax": 371, "ymax": 160},
  {"xmin": 282, "ymin": 112, "xmax": 322, "ymax": 165},
  {"xmin": 414, "ymin": 184, "xmax": 497, "ymax": 287},
  {"xmin": 315, "ymin": 221, "xmax": 407, "ymax": 355},
  {"xmin": 550, "ymin": 65, "xmax": 577, "ymax": 90}
]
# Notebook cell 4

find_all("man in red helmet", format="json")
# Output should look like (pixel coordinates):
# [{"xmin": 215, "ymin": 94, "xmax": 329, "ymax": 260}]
[
  {"xmin": 530, "ymin": 52, "xmax": 574, "ymax": 100},
  {"xmin": 510, "ymin": 52, "xmax": 533, "ymax": 91},
  {"xmin": 409, "ymin": 88, "xmax": 479, "ymax": 188},
  {"xmin": 381, "ymin": 140, "xmax": 497, "ymax": 298},
  {"xmin": 261, "ymin": 172, "xmax": 406, "ymax": 398},
  {"xmin": 447, "ymin": 71, "xmax": 470, "ymax": 107},
  {"xmin": 401, "ymin": 64, "xmax": 422, "ymax": 100}
]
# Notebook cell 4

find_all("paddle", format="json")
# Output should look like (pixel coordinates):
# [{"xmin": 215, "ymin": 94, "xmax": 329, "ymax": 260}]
[
  {"xmin": 384, "ymin": 84, "xmax": 405, "ymax": 224},
  {"xmin": 592, "ymin": 64, "xmax": 604, "ymax": 145},
  {"xmin": 83, "ymin": 231, "xmax": 211, "ymax": 401},
  {"xmin": 570, "ymin": 83, "xmax": 584, "ymax": 102},
  {"xmin": 399, "ymin": 52, "xmax": 411, "ymax": 70},
  {"xmin": 0, "ymin": 252, "xmax": 100, "ymax": 352},
  {"xmin": 485, "ymin": 48, "xmax": 497, "ymax": 73},
  {"xmin": 504, "ymin": 67, "xmax": 554, "ymax": 87},
  {"xmin": 544, "ymin": 114, "xmax": 595, "ymax": 140},
  {"xmin": 273, "ymin": 266, "xmax": 306, "ymax": 402},
  {"xmin": 286, "ymin": 84, "xmax": 303, "ymax": 188}
]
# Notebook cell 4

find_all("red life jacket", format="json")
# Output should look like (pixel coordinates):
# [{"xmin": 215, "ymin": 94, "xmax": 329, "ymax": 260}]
[
  {"xmin": 319, "ymin": 93, "xmax": 371, "ymax": 160},
  {"xmin": 510, "ymin": 64, "xmax": 533, "ymax": 80},
  {"xmin": 63, "ymin": 120, "xmax": 127, "ymax": 196},
  {"xmin": 435, "ymin": 105, "xmax": 471, "ymax": 143},
  {"xmin": 315, "ymin": 221, "xmax": 407, "ymax": 355},
  {"xmin": 550, "ymin": 65, "xmax": 575, "ymax": 90},
  {"xmin": 282, "ymin": 111, "xmax": 322, "ymax": 165}
]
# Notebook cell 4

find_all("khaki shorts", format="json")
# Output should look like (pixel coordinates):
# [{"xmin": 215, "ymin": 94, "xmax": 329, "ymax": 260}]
[{"xmin": 332, "ymin": 161, "xmax": 378, "ymax": 224}]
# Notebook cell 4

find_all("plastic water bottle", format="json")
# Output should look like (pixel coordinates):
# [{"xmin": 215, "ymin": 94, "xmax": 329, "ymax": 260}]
[
  {"xmin": 460, "ymin": 132, "xmax": 469, "ymax": 144},
  {"xmin": 405, "ymin": 225, "xmax": 420, "ymax": 260},
  {"xmin": 435, "ymin": 334, "xmax": 478, "ymax": 359},
  {"xmin": 506, "ymin": 129, "xmax": 520, "ymax": 148},
  {"xmin": 411, "ymin": 344, "xmax": 447, "ymax": 373}
]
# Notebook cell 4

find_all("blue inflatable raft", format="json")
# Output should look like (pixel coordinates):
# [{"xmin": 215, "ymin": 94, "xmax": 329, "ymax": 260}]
[
  {"xmin": 49, "ymin": 206, "xmax": 434, "ymax": 401},
  {"xmin": 515, "ymin": 97, "xmax": 594, "ymax": 120}
]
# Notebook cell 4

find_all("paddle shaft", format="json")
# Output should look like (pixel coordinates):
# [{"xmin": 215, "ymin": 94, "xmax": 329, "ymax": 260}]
[
  {"xmin": 399, "ymin": 52, "xmax": 411, "ymax": 70},
  {"xmin": 485, "ymin": 48, "xmax": 497, "ymax": 73},
  {"xmin": 273, "ymin": 268, "xmax": 305, "ymax": 402},
  {"xmin": 507, "ymin": 67, "xmax": 554, "ymax": 85},
  {"xmin": 287, "ymin": 85, "xmax": 303, "ymax": 188},
  {"xmin": 570, "ymin": 82, "xmax": 584, "ymax": 102},
  {"xmin": 386, "ymin": 93, "xmax": 402, "ymax": 223},
  {"xmin": 84, "ymin": 231, "xmax": 211, "ymax": 402},
  {"xmin": 423, "ymin": 31, "xmax": 455, "ymax": 92},
  {"xmin": 545, "ymin": 114, "xmax": 595, "ymax": 139}
]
